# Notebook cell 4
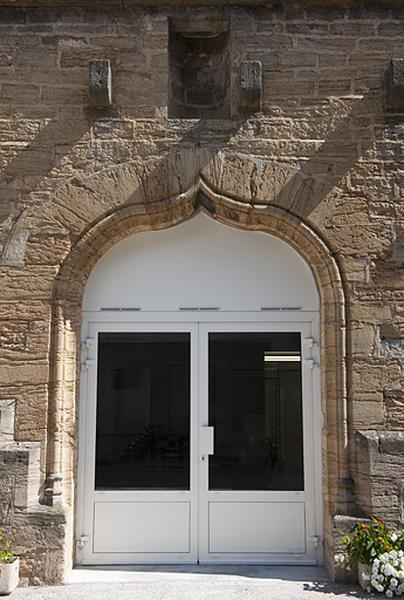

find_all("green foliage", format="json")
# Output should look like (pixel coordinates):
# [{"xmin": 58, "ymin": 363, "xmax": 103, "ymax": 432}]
[
  {"xmin": 340, "ymin": 516, "xmax": 404, "ymax": 567},
  {"xmin": 0, "ymin": 530, "xmax": 15, "ymax": 566}
]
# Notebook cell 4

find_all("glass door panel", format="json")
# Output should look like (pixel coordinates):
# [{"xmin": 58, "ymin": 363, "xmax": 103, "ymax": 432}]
[
  {"xmin": 208, "ymin": 332, "xmax": 304, "ymax": 491},
  {"xmin": 95, "ymin": 332, "xmax": 190, "ymax": 490}
]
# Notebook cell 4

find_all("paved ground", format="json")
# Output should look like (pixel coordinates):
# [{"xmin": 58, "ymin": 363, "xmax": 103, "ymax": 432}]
[{"xmin": 13, "ymin": 566, "xmax": 373, "ymax": 599}]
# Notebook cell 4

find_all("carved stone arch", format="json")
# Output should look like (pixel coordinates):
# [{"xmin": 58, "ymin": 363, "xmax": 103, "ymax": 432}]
[
  {"xmin": 41, "ymin": 151, "xmax": 348, "ymax": 578},
  {"xmin": 2, "ymin": 149, "xmax": 332, "ymax": 268}
]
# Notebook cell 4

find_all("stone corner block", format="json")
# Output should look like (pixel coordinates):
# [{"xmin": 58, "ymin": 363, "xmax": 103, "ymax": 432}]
[
  {"xmin": 330, "ymin": 514, "xmax": 365, "ymax": 583},
  {"xmin": 0, "ymin": 442, "xmax": 41, "ymax": 510},
  {"xmin": 354, "ymin": 430, "xmax": 404, "ymax": 523},
  {"xmin": 89, "ymin": 59, "xmax": 112, "ymax": 109}
]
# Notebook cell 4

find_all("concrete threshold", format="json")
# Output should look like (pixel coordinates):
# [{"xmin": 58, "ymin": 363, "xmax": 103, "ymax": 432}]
[
  {"xmin": 13, "ymin": 566, "xmax": 365, "ymax": 599},
  {"xmin": 66, "ymin": 564, "xmax": 331, "ymax": 584}
]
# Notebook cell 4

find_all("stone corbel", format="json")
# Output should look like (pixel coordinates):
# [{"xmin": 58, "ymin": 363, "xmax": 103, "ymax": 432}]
[
  {"xmin": 239, "ymin": 61, "xmax": 262, "ymax": 116},
  {"xmin": 386, "ymin": 59, "xmax": 404, "ymax": 113},
  {"xmin": 89, "ymin": 59, "xmax": 112, "ymax": 109}
]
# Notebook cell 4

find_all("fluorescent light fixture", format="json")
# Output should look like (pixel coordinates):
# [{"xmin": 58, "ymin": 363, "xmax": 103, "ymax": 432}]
[{"xmin": 264, "ymin": 352, "xmax": 301, "ymax": 363}]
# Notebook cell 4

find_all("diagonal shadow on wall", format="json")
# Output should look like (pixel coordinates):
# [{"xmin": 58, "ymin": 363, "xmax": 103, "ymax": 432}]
[
  {"xmin": 126, "ymin": 89, "xmax": 385, "ymax": 227},
  {"xmin": 0, "ymin": 88, "xmax": 387, "ymax": 265},
  {"xmin": 124, "ymin": 117, "xmax": 246, "ymax": 207},
  {"xmin": 0, "ymin": 117, "xmax": 90, "ymax": 265},
  {"xmin": 271, "ymin": 91, "xmax": 384, "ymax": 219}
]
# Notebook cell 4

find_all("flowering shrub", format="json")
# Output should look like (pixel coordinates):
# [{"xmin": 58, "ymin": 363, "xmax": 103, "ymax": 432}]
[
  {"xmin": 370, "ymin": 550, "xmax": 404, "ymax": 597},
  {"xmin": 340, "ymin": 516, "xmax": 403, "ymax": 567}
]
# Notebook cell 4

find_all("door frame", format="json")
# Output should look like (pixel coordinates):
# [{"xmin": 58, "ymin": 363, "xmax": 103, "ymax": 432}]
[
  {"xmin": 76, "ymin": 310, "xmax": 322, "ymax": 565},
  {"xmin": 76, "ymin": 319, "xmax": 199, "ymax": 565},
  {"xmin": 198, "ymin": 319, "xmax": 322, "ymax": 564}
]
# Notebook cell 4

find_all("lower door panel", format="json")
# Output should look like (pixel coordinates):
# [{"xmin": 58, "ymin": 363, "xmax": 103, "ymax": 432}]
[
  {"xmin": 208, "ymin": 501, "xmax": 305, "ymax": 554},
  {"xmin": 93, "ymin": 501, "xmax": 191, "ymax": 554}
]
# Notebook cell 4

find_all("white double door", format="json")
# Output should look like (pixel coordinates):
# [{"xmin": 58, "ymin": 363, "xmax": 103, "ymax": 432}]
[{"xmin": 77, "ymin": 314, "xmax": 322, "ymax": 565}]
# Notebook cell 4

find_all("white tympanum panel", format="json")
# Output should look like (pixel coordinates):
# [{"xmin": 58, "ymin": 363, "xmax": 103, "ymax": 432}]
[{"xmin": 83, "ymin": 213, "xmax": 318, "ymax": 312}]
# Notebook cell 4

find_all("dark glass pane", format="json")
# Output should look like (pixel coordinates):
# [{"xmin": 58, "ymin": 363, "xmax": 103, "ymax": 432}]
[
  {"xmin": 95, "ymin": 332, "xmax": 190, "ymax": 490},
  {"xmin": 209, "ymin": 332, "xmax": 303, "ymax": 491}
]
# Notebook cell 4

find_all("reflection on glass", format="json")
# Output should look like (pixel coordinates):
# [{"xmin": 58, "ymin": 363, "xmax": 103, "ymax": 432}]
[
  {"xmin": 95, "ymin": 332, "xmax": 190, "ymax": 490},
  {"xmin": 209, "ymin": 332, "xmax": 304, "ymax": 491}
]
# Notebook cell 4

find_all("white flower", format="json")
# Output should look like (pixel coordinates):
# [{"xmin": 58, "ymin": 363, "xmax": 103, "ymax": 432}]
[
  {"xmin": 392, "ymin": 534, "xmax": 398, "ymax": 542},
  {"xmin": 370, "ymin": 550, "xmax": 404, "ymax": 596}
]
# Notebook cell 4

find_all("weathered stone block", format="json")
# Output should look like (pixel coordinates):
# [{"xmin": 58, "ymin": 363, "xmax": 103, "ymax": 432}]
[
  {"xmin": 355, "ymin": 431, "xmax": 404, "ymax": 524},
  {"xmin": 379, "ymin": 337, "xmax": 404, "ymax": 361},
  {"xmin": 0, "ymin": 474, "xmax": 14, "ymax": 525},
  {"xmin": 0, "ymin": 443, "xmax": 40, "ymax": 509},
  {"xmin": 88, "ymin": 59, "xmax": 112, "ymax": 109},
  {"xmin": 387, "ymin": 59, "xmax": 404, "ymax": 112},
  {"xmin": 0, "ymin": 399, "xmax": 15, "ymax": 441},
  {"xmin": 8, "ymin": 505, "xmax": 67, "ymax": 586},
  {"xmin": 351, "ymin": 326, "xmax": 376, "ymax": 357},
  {"xmin": 384, "ymin": 390, "xmax": 404, "ymax": 429},
  {"xmin": 386, "ymin": 232, "xmax": 404, "ymax": 265},
  {"xmin": 239, "ymin": 60, "xmax": 262, "ymax": 116},
  {"xmin": 332, "ymin": 515, "xmax": 365, "ymax": 583}
]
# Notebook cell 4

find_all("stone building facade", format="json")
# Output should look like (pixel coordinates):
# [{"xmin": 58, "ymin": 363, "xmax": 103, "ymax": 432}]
[{"xmin": 0, "ymin": 0, "xmax": 404, "ymax": 586}]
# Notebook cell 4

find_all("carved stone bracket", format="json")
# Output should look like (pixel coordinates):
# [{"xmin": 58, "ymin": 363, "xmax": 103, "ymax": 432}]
[
  {"xmin": 89, "ymin": 59, "xmax": 112, "ymax": 109},
  {"xmin": 387, "ymin": 59, "xmax": 404, "ymax": 112},
  {"xmin": 239, "ymin": 61, "xmax": 262, "ymax": 116}
]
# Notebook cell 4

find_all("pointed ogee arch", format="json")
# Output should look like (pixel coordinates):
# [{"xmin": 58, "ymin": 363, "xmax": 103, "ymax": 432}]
[{"xmin": 36, "ymin": 150, "xmax": 348, "ymax": 578}]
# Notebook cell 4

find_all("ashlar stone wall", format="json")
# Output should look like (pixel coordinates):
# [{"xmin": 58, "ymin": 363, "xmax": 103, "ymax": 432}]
[{"xmin": 0, "ymin": 1, "xmax": 403, "ymax": 585}]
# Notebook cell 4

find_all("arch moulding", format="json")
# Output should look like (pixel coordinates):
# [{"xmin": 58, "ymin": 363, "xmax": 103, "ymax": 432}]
[{"xmin": 43, "ymin": 151, "xmax": 349, "ymax": 577}]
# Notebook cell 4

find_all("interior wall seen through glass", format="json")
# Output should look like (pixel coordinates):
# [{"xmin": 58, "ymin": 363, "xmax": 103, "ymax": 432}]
[
  {"xmin": 209, "ymin": 332, "xmax": 304, "ymax": 491},
  {"xmin": 95, "ymin": 332, "xmax": 190, "ymax": 490}
]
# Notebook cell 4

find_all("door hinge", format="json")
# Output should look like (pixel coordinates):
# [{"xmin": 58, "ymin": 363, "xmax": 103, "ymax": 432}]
[
  {"xmin": 81, "ymin": 359, "xmax": 94, "ymax": 370},
  {"xmin": 304, "ymin": 337, "xmax": 319, "ymax": 350},
  {"xmin": 308, "ymin": 535, "xmax": 322, "ymax": 547},
  {"xmin": 82, "ymin": 338, "xmax": 95, "ymax": 350},
  {"xmin": 305, "ymin": 358, "xmax": 320, "ymax": 369},
  {"xmin": 76, "ymin": 535, "xmax": 90, "ymax": 550}
]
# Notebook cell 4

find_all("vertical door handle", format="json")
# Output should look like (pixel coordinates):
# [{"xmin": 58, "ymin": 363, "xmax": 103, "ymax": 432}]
[{"xmin": 200, "ymin": 426, "xmax": 214, "ymax": 456}]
